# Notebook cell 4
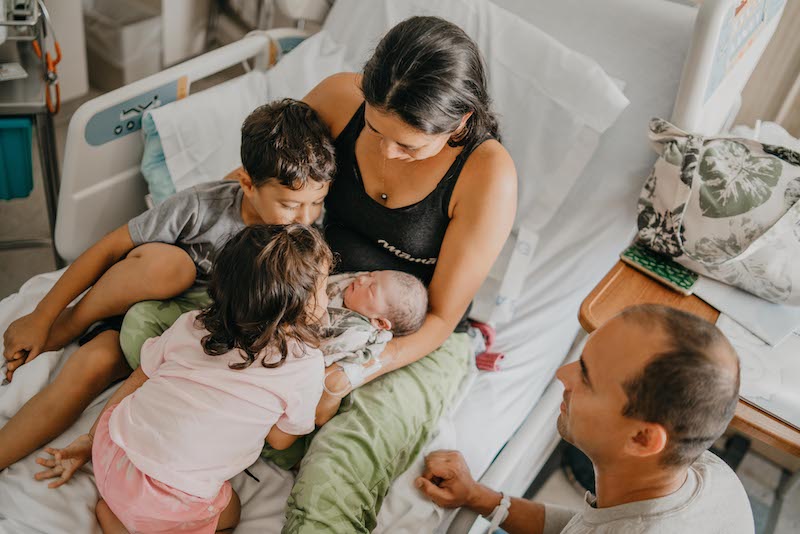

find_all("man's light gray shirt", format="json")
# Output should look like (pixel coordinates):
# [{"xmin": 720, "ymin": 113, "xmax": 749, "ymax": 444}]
[{"xmin": 543, "ymin": 452, "xmax": 754, "ymax": 533}]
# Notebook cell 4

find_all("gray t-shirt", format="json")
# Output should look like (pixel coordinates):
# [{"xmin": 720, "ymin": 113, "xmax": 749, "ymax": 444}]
[
  {"xmin": 128, "ymin": 180, "xmax": 246, "ymax": 280},
  {"xmin": 543, "ymin": 452, "xmax": 754, "ymax": 534}
]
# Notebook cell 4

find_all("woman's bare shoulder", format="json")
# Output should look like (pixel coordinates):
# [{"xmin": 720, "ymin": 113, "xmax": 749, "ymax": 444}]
[
  {"xmin": 303, "ymin": 73, "xmax": 364, "ymax": 139},
  {"xmin": 459, "ymin": 140, "xmax": 517, "ymax": 203}
]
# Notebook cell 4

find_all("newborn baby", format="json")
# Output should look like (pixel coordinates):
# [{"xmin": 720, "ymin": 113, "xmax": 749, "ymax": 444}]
[{"xmin": 322, "ymin": 271, "xmax": 427, "ymax": 391}]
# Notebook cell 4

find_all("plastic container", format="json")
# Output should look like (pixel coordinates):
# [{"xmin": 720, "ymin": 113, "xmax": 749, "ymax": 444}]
[
  {"xmin": 84, "ymin": 0, "xmax": 162, "ymax": 91},
  {"xmin": 0, "ymin": 117, "xmax": 34, "ymax": 200}
]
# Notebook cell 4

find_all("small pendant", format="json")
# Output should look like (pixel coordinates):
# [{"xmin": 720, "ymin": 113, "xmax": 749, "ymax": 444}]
[{"xmin": 380, "ymin": 193, "xmax": 388, "ymax": 201}]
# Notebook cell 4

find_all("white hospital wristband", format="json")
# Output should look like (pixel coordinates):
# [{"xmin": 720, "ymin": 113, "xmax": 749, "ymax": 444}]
[{"xmin": 485, "ymin": 492, "xmax": 511, "ymax": 532}]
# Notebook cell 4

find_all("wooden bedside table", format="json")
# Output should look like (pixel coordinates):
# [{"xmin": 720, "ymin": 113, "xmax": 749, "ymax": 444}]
[{"xmin": 580, "ymin": 260, "xmax": 800, "ymax": 457}]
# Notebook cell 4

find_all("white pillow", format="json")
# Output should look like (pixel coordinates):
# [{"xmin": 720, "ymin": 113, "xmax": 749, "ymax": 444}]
[
  {"xmin": 143, "ymin": 32, "xmax": 356, "ymax": 196},
  {"xmin": 146, "ymin": 70, "xmax": 268, "ymax": 194}
]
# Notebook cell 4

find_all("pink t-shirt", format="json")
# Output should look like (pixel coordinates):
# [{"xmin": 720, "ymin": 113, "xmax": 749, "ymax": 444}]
[{"xmin": 108, "ymin": 310, "xmax": 324, "ymax": 499}]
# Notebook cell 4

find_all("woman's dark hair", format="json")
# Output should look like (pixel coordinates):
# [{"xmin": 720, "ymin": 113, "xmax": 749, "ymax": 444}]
[
  {"xmin": 197, "ymin": 224, "xmax": 333, "ymax": 369},
  {"xmin": 361, "ymin": 16, "xmax": 499, "ymax": 148},
  {"xmin": 241, "ymin": 98, "xmax": 336, "ymax": 190}
]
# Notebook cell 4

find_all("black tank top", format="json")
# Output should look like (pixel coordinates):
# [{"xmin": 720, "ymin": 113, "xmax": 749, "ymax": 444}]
[{"xmin": 324, "ymin": 103, "xmax": 487, "ymax": 332}]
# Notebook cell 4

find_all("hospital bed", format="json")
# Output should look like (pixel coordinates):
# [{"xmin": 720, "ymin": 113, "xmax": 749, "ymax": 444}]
[{"xmin": 0, "ymin": 0, "xmax": 785, "ymax": 532}]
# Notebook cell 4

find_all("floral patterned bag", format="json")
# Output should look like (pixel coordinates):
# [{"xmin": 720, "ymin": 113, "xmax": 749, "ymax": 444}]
[{"xmin": 636, "ymin": 118, "xmax": 800, "ymax": 305}]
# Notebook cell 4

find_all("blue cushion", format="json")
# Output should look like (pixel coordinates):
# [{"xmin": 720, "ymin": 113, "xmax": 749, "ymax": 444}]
[{"xmin": 140, "ymin": 113, "xmax": 175, "ymax": 204}]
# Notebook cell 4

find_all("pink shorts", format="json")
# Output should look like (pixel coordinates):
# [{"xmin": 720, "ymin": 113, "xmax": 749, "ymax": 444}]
[{"xmin": 92, "ymin": 405, "xmax": 232, "ymax": 534}]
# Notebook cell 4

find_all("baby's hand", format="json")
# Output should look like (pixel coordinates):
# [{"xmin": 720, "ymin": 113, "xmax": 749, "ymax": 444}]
[{"xmin": 34, "ymin": 434, "xmax": 93, "ymax": 488}]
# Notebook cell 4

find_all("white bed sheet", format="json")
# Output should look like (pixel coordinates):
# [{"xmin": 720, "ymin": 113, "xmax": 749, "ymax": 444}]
[
  {"xmin": 448, "ymin": 0, "xmax": 699, "ymax": 478},
  {"xmin": 0, "ymin": 1, "xmax": 699, "ymax": 533}
]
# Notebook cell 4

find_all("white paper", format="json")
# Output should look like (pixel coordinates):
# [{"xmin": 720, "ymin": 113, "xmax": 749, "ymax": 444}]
[
  {"xmin": 695, "ymin": 275, "xmax": 800, "ymax": 346},
  {"xmin": 717, "ymin": 314, "xmax": 800, "ymax": 431}
]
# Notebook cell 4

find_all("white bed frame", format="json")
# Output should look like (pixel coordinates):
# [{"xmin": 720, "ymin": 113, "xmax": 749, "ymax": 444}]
[{"xmin": 51, "ymin": 1, "xmax": 786, "ymax": 532}]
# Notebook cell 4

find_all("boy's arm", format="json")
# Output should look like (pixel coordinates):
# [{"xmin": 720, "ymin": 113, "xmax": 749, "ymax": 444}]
[{"xmin": 3, "ymin": 224, "xmax": 135, "ymax": 365}]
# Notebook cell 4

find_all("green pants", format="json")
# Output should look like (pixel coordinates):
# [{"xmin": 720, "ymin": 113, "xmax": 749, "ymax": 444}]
[
  {"xmin": 119, "ymin": 294, "xmax": 471, "ymax": 534},
  {"xmin": 282, "ymin": 332, "xmax": 470, "ymax": 533},
  {"xmin": 119, "ymin": 287, "xmax": 211, "ymax": 369}
]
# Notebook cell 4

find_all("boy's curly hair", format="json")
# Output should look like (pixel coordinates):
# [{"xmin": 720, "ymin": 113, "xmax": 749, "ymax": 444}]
[
  {"xmin": 240, "ymin": 98, "xmax": 336, "ymax": 189},
  {"xmin": 197, "ymin": 224, "xmax": 333, "ymax": 369}
]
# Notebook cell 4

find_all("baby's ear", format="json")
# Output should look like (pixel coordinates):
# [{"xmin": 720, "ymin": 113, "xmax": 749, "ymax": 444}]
[{"xmin": 370, "ymin": 317, "xmax": 392, "ymax": 331}]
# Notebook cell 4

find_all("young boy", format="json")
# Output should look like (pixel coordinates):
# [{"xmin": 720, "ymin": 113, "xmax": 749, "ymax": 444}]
[{"xmin": 0, "ymin": 98, "xmax": 336, "ymax": 471}]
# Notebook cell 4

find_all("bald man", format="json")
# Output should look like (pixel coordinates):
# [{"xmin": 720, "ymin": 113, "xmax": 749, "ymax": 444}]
[{"xmin": 417, "ymin": 304, "xmax": 753, "ymax": 533}]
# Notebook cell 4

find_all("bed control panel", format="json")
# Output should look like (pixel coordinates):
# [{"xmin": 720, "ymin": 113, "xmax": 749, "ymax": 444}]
[{"xmin": 84, "ymin": 77, "xmax": 189, "ymax": 146}]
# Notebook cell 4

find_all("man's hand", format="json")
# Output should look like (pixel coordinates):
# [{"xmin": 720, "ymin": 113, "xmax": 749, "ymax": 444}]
[
  {"xmin": 34, "ymin": 434, "xmax": 94, "ymax": 489},
  {"xmin": 415, "ymin": 450, "xmax": 488, "ymax": 509},
  {"xmin": 3, "ymin": 311, "xmax": 53, "ymax": 381}
]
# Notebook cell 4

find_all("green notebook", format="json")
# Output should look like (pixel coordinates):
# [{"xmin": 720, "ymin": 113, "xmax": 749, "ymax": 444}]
[{"xmin": 620, "ymin": 243, "xmax": 699, "ymax": 295}]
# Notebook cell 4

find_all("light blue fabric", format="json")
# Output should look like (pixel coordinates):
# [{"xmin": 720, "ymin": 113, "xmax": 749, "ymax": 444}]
[{"xmin": 140, "ymin": 112, "xmax": 175, "ymax": 204}]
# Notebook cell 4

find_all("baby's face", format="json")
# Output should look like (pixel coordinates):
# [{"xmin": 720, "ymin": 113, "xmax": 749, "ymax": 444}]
[{"xmin": 342, "ymin": 271, "xmax": 399, "ymax": 321}]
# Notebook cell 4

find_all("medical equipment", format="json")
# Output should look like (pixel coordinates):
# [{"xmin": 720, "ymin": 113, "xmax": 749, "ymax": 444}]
[
  {"xmin": 0, "ymin": 1, "xmax": 786, "ymax": 533},
  {"xmin": 30, "ymin": 1, "xmax": 59, "ymax": 113},
  {"xmin": 0, "ymin": 0, "xmax": 61, "ymax": 264}
]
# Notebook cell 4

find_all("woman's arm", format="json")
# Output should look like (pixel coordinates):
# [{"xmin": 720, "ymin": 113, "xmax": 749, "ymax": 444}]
[
  {"xmin": 376, "ymin": 143, "xmax": 517, "ymax": 370},
  {"xmin": 320, "ymin": 142, "xmax": 517, "ymax": 403},
  {"xmin": 303, "ymin": 72, "xmax": 364, "ymax": 139}
]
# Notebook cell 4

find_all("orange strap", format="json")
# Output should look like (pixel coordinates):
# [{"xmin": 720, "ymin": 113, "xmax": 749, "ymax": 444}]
[{"xmin": 32, "ymin": 41, "xmax": 62, "ymax": 114}]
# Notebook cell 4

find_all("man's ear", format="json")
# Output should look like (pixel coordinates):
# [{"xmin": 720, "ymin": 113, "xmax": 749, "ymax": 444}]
[
  {"xmin": 370, "ymin": 317, "xmax": 392, "ymax": 331},
  {"xmin": 624, "ymin": 422, "xmax": 668, "ymax": 459}
]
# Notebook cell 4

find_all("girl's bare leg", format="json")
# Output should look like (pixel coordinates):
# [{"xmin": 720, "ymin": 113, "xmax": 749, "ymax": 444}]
[
  {"xmin": 96, "ymin": 499, "xmax": 129, "ymax": 534},
  {"xmin": 216, "ymin": 489, "xmax": 241, "ymax": 533}
]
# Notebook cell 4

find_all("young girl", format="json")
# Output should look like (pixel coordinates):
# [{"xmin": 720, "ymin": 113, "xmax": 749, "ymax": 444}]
[{"xmin": 34, "ymin": 224, "xmax": 332, "ymax": 534}]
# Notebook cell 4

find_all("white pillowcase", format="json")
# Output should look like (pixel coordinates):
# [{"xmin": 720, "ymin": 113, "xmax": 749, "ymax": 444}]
[{"xmin": 146, "ymin": 70, "xmax": 268, "ymax": 194}]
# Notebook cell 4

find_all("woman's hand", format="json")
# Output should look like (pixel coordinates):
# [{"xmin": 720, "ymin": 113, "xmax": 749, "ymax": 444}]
[
  {"xmin": 315, "ymin": 365, "xmax": 351, "ymax": 426},
  {"xmin": 34, "ymin": 434, "xmax": 94, "ymax": 488},
  {"xmin": 3, "ymin": 311, "xmax": 54, "ymax": 381}
]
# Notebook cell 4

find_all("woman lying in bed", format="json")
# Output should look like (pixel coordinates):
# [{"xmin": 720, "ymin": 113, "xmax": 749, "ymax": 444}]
[{"xmin": 274, "ymin": 16, "xmax": 517, "ymax": 533}]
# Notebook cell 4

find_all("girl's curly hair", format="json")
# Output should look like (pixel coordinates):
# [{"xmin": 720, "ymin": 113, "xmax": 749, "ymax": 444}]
[{"xmin": 196, "ymin": 224, "xmax": 333, "ymax": 369}]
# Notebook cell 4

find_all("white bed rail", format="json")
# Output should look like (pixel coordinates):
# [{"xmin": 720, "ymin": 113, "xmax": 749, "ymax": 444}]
[
  {"xmin": 443, "ymin": 332, "xmax": 584, "ymax": 534},
  {"xmin": 53, "ymin": 30, "xmax": 305, "ymax": 262},
  {"xmin": 672, "ymin": 0, "xmax": 787, "ymax": 134}
]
